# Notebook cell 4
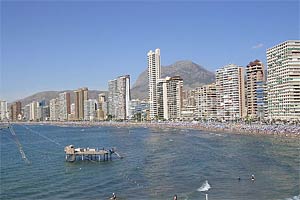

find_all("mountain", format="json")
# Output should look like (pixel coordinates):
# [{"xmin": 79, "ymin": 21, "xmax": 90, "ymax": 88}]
[
  {"xmin": 10, "ymin": 60, "xmax": 214, "ymax": 105},
  {"xmin": 131, "ymin": 60, "xmax": 215, "ymax": 100},
  {"xmin": 10, "ymin": 90, "xmax": 107, "ymax": 105}
]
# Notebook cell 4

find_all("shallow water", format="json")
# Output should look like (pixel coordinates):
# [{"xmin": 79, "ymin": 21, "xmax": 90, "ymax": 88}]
[{"xmin": 0, "ymin": 124, "xmax": 299, "ymax": 200}]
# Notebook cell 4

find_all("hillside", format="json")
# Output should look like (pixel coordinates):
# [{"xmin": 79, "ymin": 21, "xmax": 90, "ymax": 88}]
[{"xmin": 11, "ymin": 90, "xmax": 107, "ymax": 105}]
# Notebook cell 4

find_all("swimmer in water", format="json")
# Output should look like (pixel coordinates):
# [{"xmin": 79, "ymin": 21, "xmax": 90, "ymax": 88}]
[
  {"xmin": 110, "ymin": 193, "xmax": 116, "ymax": 200},
  {"xmin": 173, "ymin": 194, "xmax": 178, "ymax": 200}
]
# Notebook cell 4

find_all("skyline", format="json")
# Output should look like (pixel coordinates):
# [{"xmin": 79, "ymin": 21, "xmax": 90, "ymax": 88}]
[{"xmin": 1, "ymin": 1, "xmax": 299, "ymax": 102}]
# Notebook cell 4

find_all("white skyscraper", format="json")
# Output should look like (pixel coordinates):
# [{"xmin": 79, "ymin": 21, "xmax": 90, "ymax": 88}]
[
  {"xmin": 84, "ymin": 99, "xmax": 97, "ymax": 121},
  {"xmin": 147, "ymin": 48, "xmax": 161, "ymax": 120},
  {"xmin": 0, "ymin": 100, "xmax": 8, "ymax": 121},
  {"xmin": 267, "ymin": 40, "xmax": 300, "ymax": 121},
  {"xmin": 29, "ymin": 101, "xmax": 39, "ymax": 121},
  {"xmin": 216, "ymin": 64, "xmax": 246, "ymax": 121},
  {"xmin": 108, "ymin": 75, "xmax": 131, "ymax": 120},
  {"xmin": 50, "ymin": 98, "xmax": 59, "ymax": 121},
  {"xmin": 59, "ymin": 92, "xmax": 70, "ymax": 121},
  {"xmin": 108, "ymin": 79, "xmax": 118, "ymax": 118},
  {"xmin": 118, "ymin": 75, "xmax": 131, "ymax": 119}
]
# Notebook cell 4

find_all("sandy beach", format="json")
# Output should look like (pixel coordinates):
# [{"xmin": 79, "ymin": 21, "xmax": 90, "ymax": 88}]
[{"xmin": 11, "ymin": 121, "xmax": 300, "ymax": 138}]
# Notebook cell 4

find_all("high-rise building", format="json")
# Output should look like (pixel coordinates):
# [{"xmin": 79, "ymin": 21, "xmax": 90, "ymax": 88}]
[
  {"xmin": 129, "ymin": 99, "xmax": 150, "ymax": 121},
  {"xmin": 40, "ymin": 106, "xmax": 50, "ymax": 121},
  {"xmin": 97, "ymin": 109, "xmax": 105, "ymax": 121},
  {"xmin": 148, "ymin": 48, "xmax": 161, "ymax": 120},
  {"xmin": 69, "ymin": 103, "xmax": 76, "ymax": 121},
  {"xmin": 29, "ymin": 101, "xmax": 39, "ymax": 121},
  {"xmin": 182, "ymin": 90, "xmax": 196, "ymax": 108},
  {"xmin": 181, "ymin": 90, "xmax": 196, "ymax": 121},
  {"xmin": 118, "ymin": 75, "xmax": 131, "ymax": 119},
  {"xmin": 35, "ymin": 100, "xmax": 49, "ymax": 121},
  {"xmin": 216, "ymin": 64, "xmax": 246, "ymax": 121},
  {"xmin": 59, "ymin": 92, "xmax": 71, "ymax": 121},
  {"xmin": 97, "ymin": 93, "xmax": 106, "ymax": 121},
  {"xmin": 23, "ymin": 104, "xmax": 31, "ymax": 121},
  {"xmin": 157, "ymin": 76, "xmax": 183, "ymax": 120},
  {"xmin": 74, "ymin": 87, "xmax": 88, "ymax": 120},
  {"xmin": 108, "ymin": 79, "xmax": 117, "ymax": 118},
  {"xmin": 108, "ymin": 75, "xmax": 131, "ymax": 120},
  {"xmin": 10, "ymin": 101, "xmax": 22, "ymax": 121},
  {"xmin": 49, "ymin": 98, "xmax": 59, "ymax": 121},
  {"xmin": 84, "ymin": 99, "xmax": 97, "ymax": 121},
  {"xmin": 267, "ymin": 40, "xmax": 300, "ymax": 121},
  {"xmin": 195, "ymin": 83, "xmax": 217, "ymax": 120},
  {"xmin": 246, "ymin": 60, "xmax": 267, "ymax": 120},
  {"xmin": 71, "ymin": 103, "xmax": 75, "ymax": 115},
  {"xmin": 0, "ymin": 100, "xmax": 8, "ymax": 121},
  {"xmin": 98, "ymin": 93, "xmax": 106, "ymax": 104}
]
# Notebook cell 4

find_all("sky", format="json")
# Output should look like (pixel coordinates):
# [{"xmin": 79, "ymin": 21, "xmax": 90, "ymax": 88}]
[{"xmin": 1, "ymin": 0, "xmax": 299, "ymax": 102}]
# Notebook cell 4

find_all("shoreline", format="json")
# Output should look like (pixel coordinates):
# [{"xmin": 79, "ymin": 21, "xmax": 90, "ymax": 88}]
[{"xmin": 10, "ymin": 121, "xmax": 300, "ymax": 138}]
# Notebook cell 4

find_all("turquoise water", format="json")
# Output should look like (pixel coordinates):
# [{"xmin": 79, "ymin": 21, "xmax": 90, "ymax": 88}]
[{"xmin": 0, "ymin": 124, "xmax": 299, "ymax": 200}]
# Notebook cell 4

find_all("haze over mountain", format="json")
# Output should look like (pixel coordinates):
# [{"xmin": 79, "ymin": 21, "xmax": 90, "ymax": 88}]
[{"xmin": 131, "ymin": 60, "xmax": 215, "ymax": 100}]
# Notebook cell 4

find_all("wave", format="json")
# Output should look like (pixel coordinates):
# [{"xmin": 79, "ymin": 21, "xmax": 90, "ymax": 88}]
[
  {"xmin": 283, "ymin": 195, "xmax": 300, "ymax": 200},
  {"xmin": 197, "ymin": 180, "xmax": 211, "ymax": 192}
]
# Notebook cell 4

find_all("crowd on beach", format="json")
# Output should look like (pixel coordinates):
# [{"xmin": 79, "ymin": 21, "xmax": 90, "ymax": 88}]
[
  {"xmin": 109, "ymin": 121, "xmax": 300, "ymax": 137},
  {"xmin": 23, "ymin": 120, "xmax": 300, "ymax": 138}
]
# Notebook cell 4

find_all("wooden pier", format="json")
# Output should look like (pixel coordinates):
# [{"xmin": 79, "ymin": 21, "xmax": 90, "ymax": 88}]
[{"xmin": 64, "ymin": 145, "xmax": 118, "ymax": 162}]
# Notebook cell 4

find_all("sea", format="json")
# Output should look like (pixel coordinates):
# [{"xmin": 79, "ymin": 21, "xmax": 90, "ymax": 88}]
[{"xmin": 0, "ymin": 124, "xmax": 299, "ymax": 200}]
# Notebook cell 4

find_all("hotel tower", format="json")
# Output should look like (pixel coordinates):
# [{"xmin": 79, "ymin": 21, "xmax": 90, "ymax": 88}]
[
  {"xmin": 147, "ymin": 48, "xmax": 161, "ymax": 120},
  {"xmin": 267, "ymin": 40, "xmax": 300, "ymax": 121},
  {"xmin": 74, "ymin": 87, "xmax": 88, "ymax": 120},
  {"xmin": 246, "ymin": 60, "xmax": 267, "ymax": 120},
  {"xmin": 216, "ymin": 64, "xmax": 246, "ymax": 121}
]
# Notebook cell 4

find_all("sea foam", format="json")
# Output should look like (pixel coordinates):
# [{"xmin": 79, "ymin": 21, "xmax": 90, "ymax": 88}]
[
  {"xmin": 197, "ymin": 180, "xmax": 211, "ymax": 192},
  {"xmin": 284, "ymin": 195, "xmax": 300, "ymax": 200}
]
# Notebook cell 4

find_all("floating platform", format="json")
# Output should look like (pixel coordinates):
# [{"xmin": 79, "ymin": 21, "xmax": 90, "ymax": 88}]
[{"xmin": 64, "ymin": 145, "xmax": 117, "ymax": 162}]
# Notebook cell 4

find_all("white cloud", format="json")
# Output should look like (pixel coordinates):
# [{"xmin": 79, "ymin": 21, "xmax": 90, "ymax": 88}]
[{"xmin": 252, "ymin": 43, "xmax": 264, "ymax": 49}]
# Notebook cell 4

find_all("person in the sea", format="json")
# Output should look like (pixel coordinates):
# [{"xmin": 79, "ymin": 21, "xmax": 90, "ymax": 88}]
[
  {"xmin": 238, "ymin": 176, "xmax": 241, "ymax": 181},
  {"xmin": 173, "ymin": 194, "xmax": 178, "ymax": 200},
  {"xmin": 251, "ymin": 174, "xmax": 255, "ymax": 181},
  {"xmin": 110, "ymin": 193, "xmax": 116, "ymax": 200}
]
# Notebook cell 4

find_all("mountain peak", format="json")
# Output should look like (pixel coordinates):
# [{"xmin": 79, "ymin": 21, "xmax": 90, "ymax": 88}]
[{"xmin": 173, "ymin": 60, "xmax": 194, "ymax": 65}]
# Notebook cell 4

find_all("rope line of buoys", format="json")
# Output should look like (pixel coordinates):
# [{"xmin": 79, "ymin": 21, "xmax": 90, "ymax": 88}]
[
  {"xmin": 120, "ymin": 170, "xmax": 146, "ymax": 189},
  {"xmin": 20, "ymin": 124, "xmax": 63, "ymax": 147},
  {"xmin": 8, "ymin": 124, "xmax": 30, "ymax": 164}
]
